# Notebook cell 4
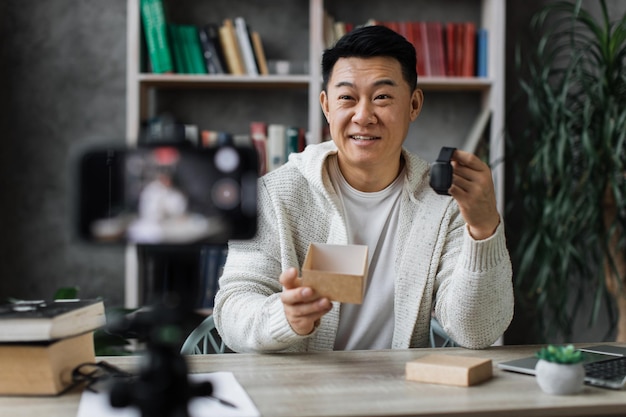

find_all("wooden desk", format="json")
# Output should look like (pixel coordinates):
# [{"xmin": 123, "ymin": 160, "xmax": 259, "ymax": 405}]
[{"xmin": 1, "ymin": 344, "xmax": 625, "ymax": 417}]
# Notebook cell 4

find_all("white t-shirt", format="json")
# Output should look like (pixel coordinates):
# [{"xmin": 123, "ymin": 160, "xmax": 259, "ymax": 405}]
[{"xmin": 328, "ymin": 156, "xmax": 403, "ymax": 350}]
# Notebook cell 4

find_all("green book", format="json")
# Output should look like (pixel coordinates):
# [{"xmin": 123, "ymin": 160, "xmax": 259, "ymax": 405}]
[
  {"xmin": 183, "ymin": 25, "xmax": 208, "ymax": 74},
  {"xmin": 285, "ymin": 126, "xmax": 300, "ymax": 156},
  {"xmin": 179, "ymin": 25, "xmax": 195, "ymax": 75},
  {"xmin": 140, "ymin": 0, "xmax": 173, "ymax": 73},
  {"xmin": 168, "ymin": 24, "xmax": 187, "ymax": 73}
]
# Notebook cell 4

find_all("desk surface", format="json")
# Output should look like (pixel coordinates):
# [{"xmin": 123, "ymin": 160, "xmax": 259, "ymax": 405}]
[{"xmin": 2, "ymin": 344, "xmax": 626, "ymax": 417}]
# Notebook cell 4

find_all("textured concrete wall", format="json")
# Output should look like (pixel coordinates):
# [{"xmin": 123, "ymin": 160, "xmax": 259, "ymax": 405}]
[{"xmin": 0, "ymin": 1, "xmax": 127, "ymax": 305}]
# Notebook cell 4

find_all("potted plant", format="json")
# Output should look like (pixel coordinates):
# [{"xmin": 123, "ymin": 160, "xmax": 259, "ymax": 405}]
[
  {"xmin": 535, "ymin": 344, "xmax": 585, "ymax": 395},
  {"xmin": 508, "ymin": 0, "xmax": 626, "ymax": 342}
]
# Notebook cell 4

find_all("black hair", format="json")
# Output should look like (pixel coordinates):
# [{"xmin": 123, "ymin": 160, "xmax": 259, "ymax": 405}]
[{"xmin": 321, "ymin": 25, "xmax": 418, "ymax": 92}]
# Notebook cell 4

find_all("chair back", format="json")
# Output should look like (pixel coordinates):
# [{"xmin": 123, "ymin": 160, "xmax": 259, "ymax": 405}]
[
  {"xmin": 429, "ymin": 317, "xmax": 458, "ymax": 348},
  {"xmin": 180, "ymin": 315, "xmax": 226, "ymax": 354}
]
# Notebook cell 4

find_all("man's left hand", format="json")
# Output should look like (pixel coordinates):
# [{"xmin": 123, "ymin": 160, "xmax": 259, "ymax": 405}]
[{"xmin": 448, "ymin": 149, "xmax": 500, "ymax": 240}]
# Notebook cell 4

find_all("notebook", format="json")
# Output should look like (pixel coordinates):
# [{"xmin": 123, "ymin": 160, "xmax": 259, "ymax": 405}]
[{"xmin": 497, "ymin": 345, "xmax": 626, "ymax": 389}]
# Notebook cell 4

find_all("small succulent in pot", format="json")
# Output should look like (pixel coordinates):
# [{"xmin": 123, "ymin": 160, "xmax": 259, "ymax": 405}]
[
  {"xmin": 535, "ymin": 344, "xmax": 585, "ymax": 395},
  {"xmin": 536, "ymin": 344, "xmax": 585, "ymax": 364}
]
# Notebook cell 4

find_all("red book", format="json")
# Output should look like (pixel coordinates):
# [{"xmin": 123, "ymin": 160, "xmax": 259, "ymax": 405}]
[
  {"xmin": 428, "ymin": 22, "xmax": 445, "ymax": 76},
  {"xmin": 455, "ymin": 23, "xmax": 465, "ymax": 77},
  {"xmin": 398, "ymin": 21, "xmax": 414, "ymax": 45},
  {"xmin": 462, "ymin": 22, "xmax": 477, "ymax": 77},
  {"xmin": 382, "ymin": 20, "xmax": 400, "ymax": 34},
  {"xmin": 250, "ymin": 121, "xmax": 268, "ymax": 176},
  {"xmin": 412, "ymin": 22, "xmax": 426, "ymax": 78},
  {"xmin": 201, "ymin": 130, "xmax": 218, "ymax": 147},
  {"xmin": 445, "ymin": 22, "xmax": 457, "ymax": 76},
  {"xmin": 417, "ymin": 22, "xmax": 431, "ymax": 77},
  {"xmin": 297, "ymin": 127, "xmax": 306, "ymax": 152}
]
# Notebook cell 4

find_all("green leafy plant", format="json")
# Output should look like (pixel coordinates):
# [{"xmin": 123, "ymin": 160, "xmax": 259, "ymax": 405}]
[
  {"xmin": 509, "ymin": 0, "xmax": 626, "ymax": 342},
  {"xmin": 536, "ymin": 344, "xmax": 585, "ymax": 364},
  {"xmin": 93, "ymin": 306, "xmax": 139, "ymax": 356},
  {"xmin": 53, "ymin": 286, "xmax": 80, "ymax": 300}
]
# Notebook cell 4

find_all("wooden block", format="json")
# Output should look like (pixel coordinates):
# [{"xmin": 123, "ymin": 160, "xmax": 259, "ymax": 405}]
[
  {"xmin": 405, "ymin": 354, "xmax": 493, "ymax": 387},
  {"xmin": 301, "ymin": 243, "xmax": 368, "ymax": 304}
]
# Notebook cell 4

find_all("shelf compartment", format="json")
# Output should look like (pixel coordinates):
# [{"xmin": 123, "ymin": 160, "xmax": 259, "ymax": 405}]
[
  {"xmin": 136, "ymin": 74, "xmax": 311, "ymax": 89},
  {"xmin": 136, "ymin": 74, "xmax": 493, "ymax": 92}
]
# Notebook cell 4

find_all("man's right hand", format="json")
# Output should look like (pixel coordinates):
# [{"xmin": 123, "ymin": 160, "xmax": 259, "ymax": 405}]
[{"xmin": 279, "ymin": 267, "xmax": 332, "ymax": 335}]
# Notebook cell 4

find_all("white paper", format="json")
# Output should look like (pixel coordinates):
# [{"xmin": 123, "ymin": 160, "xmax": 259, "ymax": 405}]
[{"xmin": 76, "ymin": 372, "xmax": 260, "ymax": 417}]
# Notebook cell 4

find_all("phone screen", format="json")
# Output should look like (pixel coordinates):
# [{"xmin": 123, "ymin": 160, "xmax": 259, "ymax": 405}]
[{"xmin": 74, "ymin": 145, "xmax": 258, "ymax": 246}]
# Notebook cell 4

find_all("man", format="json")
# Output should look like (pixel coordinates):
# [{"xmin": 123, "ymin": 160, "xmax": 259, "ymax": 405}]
[{"xmin": 213, "ymin": 25, "xmax": 513, "ymax": 352}]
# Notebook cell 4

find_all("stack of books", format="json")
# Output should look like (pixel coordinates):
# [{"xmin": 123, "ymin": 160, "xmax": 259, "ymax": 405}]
[
  {"xmin": 140, "ymin": 0, "xmax": 269, "ymax": 76},
  {"xmin": 325, "ymin": 12, "xmax": 488, "ymax": 78},
  {"xmin": 0, "ymin": 299, "xmax": 106, "ymax": 395}
]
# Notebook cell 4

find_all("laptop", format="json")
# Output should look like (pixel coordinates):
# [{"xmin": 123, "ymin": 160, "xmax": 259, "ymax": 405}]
[{"xmin": 497, "ymin": 344, "xmax": 626, "ymax": 389}]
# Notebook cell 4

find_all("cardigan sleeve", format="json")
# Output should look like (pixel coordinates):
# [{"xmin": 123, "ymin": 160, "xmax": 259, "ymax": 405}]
[
  {"xmin": 433, "ymin": 214, "xmax": 514, "ymax": 349},
  {"xmin": 213, "ymin": 179, "xmax": 312, "ymax": 353}
]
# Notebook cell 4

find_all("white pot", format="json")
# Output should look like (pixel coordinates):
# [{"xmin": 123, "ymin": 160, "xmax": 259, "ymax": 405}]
[{"xmin": 535, "ymin": 359, "xmax": 585, "ymax": 395}]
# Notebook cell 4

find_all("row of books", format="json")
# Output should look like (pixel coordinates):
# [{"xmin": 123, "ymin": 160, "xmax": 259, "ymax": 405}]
[
  {"xmin": 325, "ymin": 13, "xmax": 488, "ymax": 78},
  {"xmin": 140, "ymin": 0, "xmax": 269, "ymax": 75},
  {"xmin": 141, "ymin": 114, "xmax": 308, "ymax": 177},
  {"xmin": 0, "ymin": 299, "xmax": 106, "ymax": 395},
  {"xmin": 250, "ymin": 122, "xmax": 307, "ymax": 176},
  {"xmin": 200, "ymin": 123, "xmax": 308, "ymax": 176}
]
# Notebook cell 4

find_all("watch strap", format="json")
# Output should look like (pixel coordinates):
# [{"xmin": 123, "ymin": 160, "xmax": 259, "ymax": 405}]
[{"xmin": 436, "ymin": 146, "xmax": 456, "ymax": 163}]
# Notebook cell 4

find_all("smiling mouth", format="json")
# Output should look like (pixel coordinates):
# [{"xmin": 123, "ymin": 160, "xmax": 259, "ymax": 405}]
[{"xmin": 350, "ymin": 135, "xmax": 380, "ymax": 141}]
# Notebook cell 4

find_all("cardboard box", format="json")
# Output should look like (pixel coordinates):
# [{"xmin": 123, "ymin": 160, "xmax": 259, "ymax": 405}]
[
  {"xmin": 301, "ymin": 243, "xmax": 368, "ymax": 304},
  {"xmin": 405, "ymin": 354, "xmax": 493, "ymax": 387}
]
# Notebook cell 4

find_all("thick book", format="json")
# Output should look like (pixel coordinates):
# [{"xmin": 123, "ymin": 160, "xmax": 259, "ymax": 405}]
[
  {"xmin": 182, "ymin": 24, "xmax": 208, "ymax": 74},
  {"xmin": 0, "ymin": 331, "xmax": 95, "ymax": 395},
  {"xmin": 266, "ymin": 123, "xmax": 286, "ymax": 172},
  {"xmin": 323, "ymin": 11, "xmax": 338, "ymax": 48},
  {"xmin": 251, "ymin": 32, "xmax": 269, "ymax": 75},
  {"xmin": 417, "ymin": 22, "xmax": 431, "ymax": 77},
  {"xmin": 476, "ymin": 28, "xmax": 488, "ymax": 77},
  {"xmin": 168, "ymin": 24, "xmax": 187, "ymax": 73},
  {"xmin": 171, "ymin": 24, "xmax": 195, "ymax": 74},
  {"xmin": 445, "ymin": 22, "xmax": 457, "ymax": 76},
  {"xmin": 0, "ymin": 299, "xmax": 106, "ymax": 342},
  {"xmin": 411, "ymin": 21, "xmax": 427, "ymax": 78},
  {"xmin": 250, "ymin": 121, "xmax": 268, "ymax": 176},
  {"xmin": 461, "ymin": 22, "xmax": 476, "ymax": 77},
  {"xmin": 428, "ymin": 21, "xmax": 446, "ymax": 76},
  {"xmin": 454, "ymin": 23, "xmax": 465, "ymax": 77},
  {"xmin": 219, "ymin": 18, "xmax": 246, "ymax": 75},
  {"xmin": 234, "ymin": 17, "xmax": 259, "ymax": 76},
  {"xmin": 140, "ymin": 0, "xmax": 174, "ymax": 73},
  {"xmin": 199, "ymin": 23, "xmax": 227, "ymax": 74},
  {"xmin": 285, "ymin": 126, "xmax": 300, "ymax": 157}
]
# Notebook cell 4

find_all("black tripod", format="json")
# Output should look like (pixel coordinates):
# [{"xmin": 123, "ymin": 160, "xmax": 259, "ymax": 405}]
[{"xmin": 108, "ymin": 246, "xmax": 211, "ymax": 417}]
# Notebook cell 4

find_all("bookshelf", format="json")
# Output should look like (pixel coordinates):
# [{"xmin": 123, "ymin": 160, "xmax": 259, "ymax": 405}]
[{"xmin": 125, "ymin": 0, "xmax": 506, "ymax": 308}]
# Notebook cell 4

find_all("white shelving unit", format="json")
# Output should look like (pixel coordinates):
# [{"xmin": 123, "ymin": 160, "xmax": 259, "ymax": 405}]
[{"xmin": 124, "ymin": 0, "xmax": 506, "ymax": 308}]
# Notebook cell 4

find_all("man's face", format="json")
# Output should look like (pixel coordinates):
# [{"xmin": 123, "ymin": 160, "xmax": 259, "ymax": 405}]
[{"xmin": 320, "ymin": 56, "xmax": 422, "ymax": 181}]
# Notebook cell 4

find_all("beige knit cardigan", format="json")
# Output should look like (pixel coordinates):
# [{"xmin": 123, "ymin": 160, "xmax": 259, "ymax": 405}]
[{"xmin": 213, "ymin": 141, "xmax": 513, "ymax": 353}]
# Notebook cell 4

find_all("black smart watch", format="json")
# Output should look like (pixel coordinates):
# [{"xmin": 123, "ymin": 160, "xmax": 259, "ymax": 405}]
[{"xmin": 429, "ymin": 146, "xmax": 456, "ymax": 195}]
